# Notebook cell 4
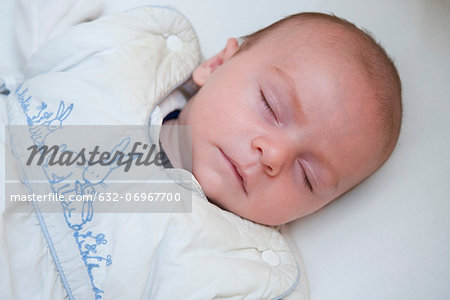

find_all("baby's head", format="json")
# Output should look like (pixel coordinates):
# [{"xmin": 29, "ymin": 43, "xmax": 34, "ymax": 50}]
[{"xmin": 170, "ymin": 12, "xmax": 402, "ymax": 225}]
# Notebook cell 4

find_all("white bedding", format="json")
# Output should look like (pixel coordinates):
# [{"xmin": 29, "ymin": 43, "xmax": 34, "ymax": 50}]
[{"xmin": 1, "ymin": 0, "xmax": 449, "ymax": 299}]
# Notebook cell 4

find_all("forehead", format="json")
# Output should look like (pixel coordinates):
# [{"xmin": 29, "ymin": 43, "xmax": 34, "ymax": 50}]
[
  {"xmin": 247, "ymin": 26, "xmax": 367, "ymax": 107},
  {"xmin": 246, "ymin": 19, "xmax": 360, "ymax": 67}
]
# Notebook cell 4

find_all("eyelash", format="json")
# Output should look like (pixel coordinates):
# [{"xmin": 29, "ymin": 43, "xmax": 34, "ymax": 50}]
[
  {"xmin": 303, "ymin": 172, "xmax": 313, "ymax": 191},
  {"xmin": 299, "ymin": 162, "xmax": 313, "ymax": 192},
  {"xmin": 259, "ymin": 90, "xmax": 277, "ymax": 121}
]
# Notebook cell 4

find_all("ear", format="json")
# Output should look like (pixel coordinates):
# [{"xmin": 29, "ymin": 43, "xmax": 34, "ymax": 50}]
[{"xmin": 193, "ymin": 38, "xmax": 239, "ymax": 86}]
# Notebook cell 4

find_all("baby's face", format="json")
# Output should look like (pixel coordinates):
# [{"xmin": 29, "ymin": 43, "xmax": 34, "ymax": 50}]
[{"xmin": 178, "ymin": 28, "xmax": 385, "ymax": 225}]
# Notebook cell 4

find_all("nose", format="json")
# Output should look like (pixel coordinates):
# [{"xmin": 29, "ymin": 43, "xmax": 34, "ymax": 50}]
[{"xmin": 251, "ymin": 135, "xmax": 293, "ymax": 176}]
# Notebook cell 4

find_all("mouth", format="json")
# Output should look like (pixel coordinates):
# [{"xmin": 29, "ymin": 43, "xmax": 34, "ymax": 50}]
[{"xmin": 219, "ymin": 148, "xmax": 247, "ymax": 194}]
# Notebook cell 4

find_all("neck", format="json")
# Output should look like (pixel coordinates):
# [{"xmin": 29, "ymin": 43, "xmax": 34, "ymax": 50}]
[{"xmin": 160, "ymin": 118, "xmax": 192, "ymax": 172}]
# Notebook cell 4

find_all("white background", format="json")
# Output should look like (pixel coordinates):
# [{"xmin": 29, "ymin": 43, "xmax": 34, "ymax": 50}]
[{"xmin": 1, "ymin": 0, "xmax": 449, "ymax": 299}]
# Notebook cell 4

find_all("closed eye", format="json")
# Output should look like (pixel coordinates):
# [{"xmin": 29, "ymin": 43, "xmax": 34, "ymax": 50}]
[
  {"xmin": 299, "ymin": 161, "xmax": 313, "ymax": 192},
  {"xmin": 303, "ymin": 171, "xmax": 313, "ymax": 191},
  {"xmin": 259, "ymin": 89, "xmax": 277, "ymax": 122}
]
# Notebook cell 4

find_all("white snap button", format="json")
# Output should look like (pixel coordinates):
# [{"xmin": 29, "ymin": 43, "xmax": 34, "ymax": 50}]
[
  {"xmin": 261, "ymin": 250, "xmax": 280, "ymax": 266},
  {"xmin": 166, "ymin": 35, "xmax": 183, "ymax": 51}
]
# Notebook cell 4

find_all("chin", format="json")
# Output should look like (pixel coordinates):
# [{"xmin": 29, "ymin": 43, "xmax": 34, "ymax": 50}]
[{"xmin": 249, "ymin": 212, "xmax": 295, "ymax": 226}]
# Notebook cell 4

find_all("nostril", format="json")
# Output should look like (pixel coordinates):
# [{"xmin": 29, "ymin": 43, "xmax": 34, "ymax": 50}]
[{"xmin": 257, "ymin": 146, "xmax": 263, "ymax": 155}]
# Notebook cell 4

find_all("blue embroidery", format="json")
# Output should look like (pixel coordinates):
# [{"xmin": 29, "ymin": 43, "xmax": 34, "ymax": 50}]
[
  {"xmin": 42, "ymin": 138, "xmax": 130, "ymax": 231},
  {"xmin": 15, "ymin": 83, "xmax": 114, "ymax": 299}
]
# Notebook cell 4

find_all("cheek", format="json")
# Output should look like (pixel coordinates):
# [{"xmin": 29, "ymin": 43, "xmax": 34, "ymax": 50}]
[{"xmin": 248, "ymin": 177, "xmax": 306, "ymax": 224}]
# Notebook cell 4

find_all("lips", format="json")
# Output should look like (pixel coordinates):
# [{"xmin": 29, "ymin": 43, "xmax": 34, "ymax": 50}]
[{"xmin": 219, "ymin": 148, "xmax": 247, "ymax": 194}]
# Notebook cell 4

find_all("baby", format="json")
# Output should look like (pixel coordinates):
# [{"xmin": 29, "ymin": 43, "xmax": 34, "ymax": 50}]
[{"xmin": 160, "ymin": 12, "xmax": 402, "ymax": 226}]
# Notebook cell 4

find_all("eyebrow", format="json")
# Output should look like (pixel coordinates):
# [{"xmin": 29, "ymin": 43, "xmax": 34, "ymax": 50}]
[
  {"xmin": 270, "ymin": 65, "xmax": 305, "ymax": 120},
  {"xmin": 270, "ymin": 65, "xmax": 339, "ymax": 194}
]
